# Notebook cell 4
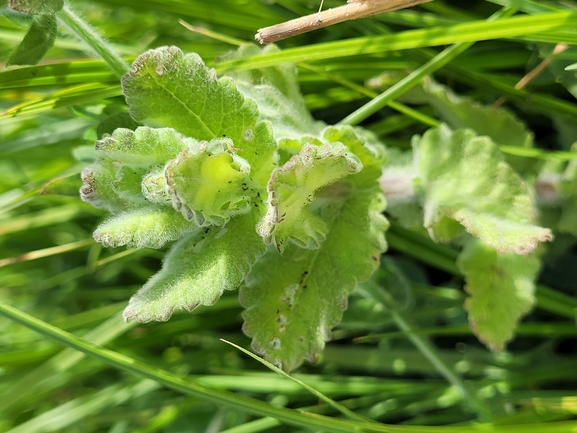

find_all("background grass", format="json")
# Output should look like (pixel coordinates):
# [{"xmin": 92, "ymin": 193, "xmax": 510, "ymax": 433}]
[{"xmin": 1, "ymin": 0, "xmax": 576, "ymax": 431}]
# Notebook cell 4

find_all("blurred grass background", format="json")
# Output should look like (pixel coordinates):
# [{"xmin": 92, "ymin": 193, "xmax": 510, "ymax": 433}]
[{"xmin": 1, "ymin": 0, "xmax": 577, "ymax": 431}]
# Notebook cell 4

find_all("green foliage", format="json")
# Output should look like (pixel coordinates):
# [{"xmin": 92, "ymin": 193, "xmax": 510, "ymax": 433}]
[
  {"xmin": 422, "ymin": 78, "xmax": 534, "ymax": 151},
  {"xmin": 413, "ymin": 124, "xmax": 552, "ymax": 254},
  {"xmin": 243, "ymin": 126, "xmax": 388, "ymax": 370},
  {"xmin": 257, "ymin": 139, "xmax": 363, "ymax": 251},
  {"xmin": 1, "ymin": 0, "xmax": 577, "ymax": 431},
  {"xmin": 78, "ymin": 42, "xmax": 557, "ymax": 369},
  {"xmin": 124, "ymin": 212, "xmax": 265, "ymax": 322},
  {"xmin": 458, "ymin": 239, "xmax": 540, "ymax": 351},
  {"xmin": 79, "ymin": 45, "xmax": 390, "ymax": 368},
  {"xmin": 5, "ymin": 0, "xmax": 61, "ymax": 67},
  {"xmin": 221, "ymin": 44, "xmax": 324, "ymax": 140}
]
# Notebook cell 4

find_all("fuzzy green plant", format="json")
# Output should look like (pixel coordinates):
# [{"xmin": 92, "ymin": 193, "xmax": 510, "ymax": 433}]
[
  {"xmin": 78, "ymin": 42, "xmax": 553, "ymax": 370},
  {"xmin": 78, "ymin": 44, "xmax": 389, "ymax": 370},
  {"xmin": 4, "ymin": 0, "xmax": 577, "ymax": 431}
]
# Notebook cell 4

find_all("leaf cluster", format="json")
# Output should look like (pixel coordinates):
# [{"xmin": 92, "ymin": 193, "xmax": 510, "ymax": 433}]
[
  {"xmin": 76, "ymin": 37, "xmax": 560, "ymax": 367},
  {"xmin": 77, "ymin": 44, "xmax": 390, "ymax": 371}
]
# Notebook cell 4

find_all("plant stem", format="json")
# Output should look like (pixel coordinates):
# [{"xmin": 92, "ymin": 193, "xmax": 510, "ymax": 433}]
[{"xmin": 57, "ymin": 4, "xmax": 130, "ymax": 77}]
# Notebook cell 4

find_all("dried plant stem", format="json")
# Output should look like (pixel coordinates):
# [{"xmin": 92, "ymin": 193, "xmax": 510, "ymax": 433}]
[
  {"xmin": 494, "ymin": 43, "xmax": 568, "ymax": 107},
  {"xmin": 256, "ymin": 0, "xmax": 432, "ymax": 44}
]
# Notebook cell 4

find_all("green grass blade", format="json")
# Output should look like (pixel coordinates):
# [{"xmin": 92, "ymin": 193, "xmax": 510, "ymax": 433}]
[
  {"xmin": 216, "ymin": 12, "xmax": 577, "ymax": 71},
  {"xmin": 2, "ymin": 301, "xmax": 577, "ymax": 433},
  {"xmin": 221, "ymin": 338, "xmax": 374, "ymax": 423}
]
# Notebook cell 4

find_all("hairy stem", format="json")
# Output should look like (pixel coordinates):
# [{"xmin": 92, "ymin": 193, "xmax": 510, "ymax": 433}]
[{"xmin": 57, "ymin": 4, "xmax": 130, "ymax": 77}]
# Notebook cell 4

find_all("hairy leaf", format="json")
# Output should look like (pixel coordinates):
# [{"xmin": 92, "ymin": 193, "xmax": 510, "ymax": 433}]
[
  {"xmin": 422, "ymin": 78, "xmax": 537, "ymax": 173},
  {"xmin": 423, "ymin": 78, "xmax": 534, "ymax": 149},
  {"xmin": 242, "ymin": 187, "xmax": 388, "ymax": 371},
  {"xmin": 81, "ymin": 127, "xmax": 197, "ymax": 214},
  {"xmin": 323, "ymin": 125, "xmax": 385, "ymax": 171},
  {"xmin": 458, "ymin": 239, "xmax": 540, "ymax": 351},
  {"xmin": 121, "ymin": 46, "xmax": 276, "ymax": 185},
  {"xmin": 258, "ymin": 141, "xmax": 362, "ymax": 251},
  {"xmin": 8, "ymin": 0, "xmax": 63, "ymax": 14},
  {"xmin": 95, "ymin": 127, "xmax": 191, "ymax": 167},
  {"xmin": 414, "ymin": 125, "xmax": 552, "ymax": 254},
  {"xmin": 165, "ymin": 138, "xmax": 253, "ymax": 226},
  {"xmin": 221, "ymin": 44, "xmax": 324, "ymax": 141},
  {"xmin": 94, "ymin": 207, "xmax": 199, "ymax": 249},
  {"xmin": 80, "ymin": 158, "xmax": 147, "ymax": 213},
  {"xmin": 243, "ymin": 126, "xmax": 388, "ymax": 370},
  {"xmin": 124, "ymin": 212, "xmax": 265, "ymax": 322},
  {"xmin": 7, "ymin": 14, "xmax": 56, "ymax": 66}
]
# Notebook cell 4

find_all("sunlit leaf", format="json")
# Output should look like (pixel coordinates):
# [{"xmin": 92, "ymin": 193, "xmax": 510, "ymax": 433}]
[
  {"xmin": 458, "ymin": 239, "xmax": 539, "ymax": 351},
  {"xmin": 94, "ymin": 207, "xmax": 199, "ymax": 249},
  {"xmin": 124, "ymin": 212, "xmax": 265, "ymax": 322},
  {"xmin": 258, "ymin": 141, "xmax": 362, "ymax": 251},
  {"xmin": 221, "ymin": 44, "xmax": 324, "ymax": 141},
  {"xmin": 242, "ymin": 127, "xmax": 388, "ymax": 371},
  {"xmin": 414, "ymin": 124, "xmax": 552, "ymax": 254},
  {"xmin": 121, "ymin": 46, "xmax": 277, "ymax": 185}
]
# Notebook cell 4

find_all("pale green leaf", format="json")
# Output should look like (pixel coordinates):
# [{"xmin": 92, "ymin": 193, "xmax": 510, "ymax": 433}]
[
  {"xmin": 422, "ymin": 78, "xmax": 534, "ymax": 149},
  {"xmin": 242, "ymin": 127, "xmax": 388, "ymax": 370},
  {"xmin": 141, "ymin": 168, "xmax": 172, "ymax": 207},
  {"xmin": 221, "ymin": 44, "xmax": 324, "ymax": 141},
  {"xmin": 165, "ymin": 138, "xmax": 253, "ymax": 226},
  {"xmin": 414, "ymin": 125, "xmax": 552, "ymax": 254},
  {"xmin": 242, "ymin": 187, "xmax": 388, "ymax": 371},
  {"xmin": 123, "ymin": 212, "xmax": 265, "ymax": 322},
  {"xmin": 322, "ymin": 126, "xmax": 386, "ymax": 171},
  {"xmin": 89, "ymin": 125, "xmax": 259, "ymax": 228},
  {"xmin": 95, "ymin": 127, "xmax": 190, "ymax": 167},
  {"xmin": 222, "ymin": 45, "xmax": 304, "ymax": 105},
  {"xmin": 94, "ymin": 207, "xmax": 199, "ymax": 249},
  {"xmin": 257, "ymin": 141, "xmax": 362, "ymax": 251},
  {"xmin": 121, "ymin": 46, "xmax": 276, "ymax": 185},
  {"xmin": 80, "ymin": 158, "xmax": 147, "ymax": 213},
  {"xmin": 457, "ymin": 239, "xmax": 540, "ymax": 351},
  {"xmin": 422, "ymin": 78, "xmax": 536, "ymax": 173}
]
